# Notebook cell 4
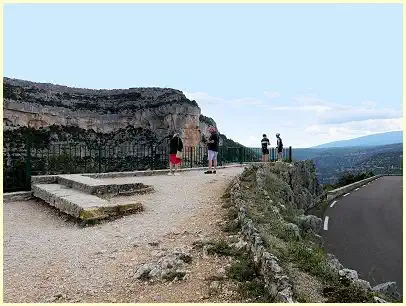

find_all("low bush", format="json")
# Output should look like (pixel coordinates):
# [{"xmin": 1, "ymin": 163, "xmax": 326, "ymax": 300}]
[
  {"xmin": 227, "ymin": 255, "xmax": 257, "ymax": 282},
  {"xmin": 287, "ymin": 242, "xmax": 332, "ymax": 280}
]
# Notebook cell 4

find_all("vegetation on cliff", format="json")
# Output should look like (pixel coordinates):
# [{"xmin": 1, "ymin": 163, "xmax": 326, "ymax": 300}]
[
  {"xmin": 222, "ymin": 162, "xmax": 381, "ymax": 302},
  {"xmin": 294, "ymin": 143, "xmax": 402, "ymax": 184},
  {"xmin": 4, "ymin": 125, "xmax": 157, "ymax": 150},
  {"xmin": 322, "ymin": 171, "xmax": 375, "ymax": 192},
  {"xmin": 199, "ymin": 114, "xmax": 216, "ymax": 127}
]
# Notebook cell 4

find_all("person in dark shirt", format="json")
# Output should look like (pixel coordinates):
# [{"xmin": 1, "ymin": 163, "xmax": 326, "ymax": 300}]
[
  {"xmin": 276, "ymin": 133, "xmax": 283, "ymax": 161},
  {"xmin": 204, "ymin": 126, "xmax": 219, "ymax": 174},
  {"xmin": 261, "ymin": 134, "xmax": 270, "ymax": 162},
  {"xmin": 168, "ymin": 132, "xmax": 183, "ymax": 175}
]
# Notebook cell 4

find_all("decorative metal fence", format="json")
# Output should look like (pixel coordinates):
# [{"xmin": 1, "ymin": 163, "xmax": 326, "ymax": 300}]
[{"xmin": 3, "ymin": 140, "xmax": 292, "ymax": 192}]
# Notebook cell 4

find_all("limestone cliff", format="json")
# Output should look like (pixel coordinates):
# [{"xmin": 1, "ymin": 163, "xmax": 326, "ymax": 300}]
[
  {"xmin": 3, "ymin": 78, "xmax": 220, "ymax": 148},
  {"xmin": 226, "ymin": 162, "xmax": 386, "ymax": 303}
]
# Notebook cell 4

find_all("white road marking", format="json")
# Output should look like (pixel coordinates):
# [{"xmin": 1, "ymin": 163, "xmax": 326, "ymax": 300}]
[
  {"xmin": 343, "ymin": 193, "xmax": 350, "ymax": 197},
  {"xmin": 355, "ymin": 188, "xmax": 360, "ymax": 191},
  {"xmin": 330, "ymin": 200, "xmax": 338, "ymax": 208},
  {"xmin": 324, "ymin": 216, "xmax": 329, "ymax": 230}
]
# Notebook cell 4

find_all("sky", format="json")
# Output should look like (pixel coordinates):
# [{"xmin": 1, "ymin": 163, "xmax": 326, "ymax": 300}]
[{"xmin": 4, "ymin": 4, "xmax": 403, "ymax": 148}]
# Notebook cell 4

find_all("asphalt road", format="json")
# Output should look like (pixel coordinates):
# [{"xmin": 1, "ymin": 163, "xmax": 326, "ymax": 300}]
[{"xmin": 323, "ymin": 176, "xmax": 403, "ymax": 292}]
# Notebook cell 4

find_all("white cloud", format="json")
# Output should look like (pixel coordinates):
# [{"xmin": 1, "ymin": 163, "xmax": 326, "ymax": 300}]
[
  {"xmin": 318, "ymin": 105, "xmax": 401, "ymax": 124},
  {"xmin": 361, "ymin": 100, "xmax": 377, "ymax": 107},
  {"xmin": 263, "ymin": 94, "xmax": 335, "ymax": 113},
  {"xmin": 280, "ymin": 121, "xmax": 297, "ymax": 128},
  {"xmin": 305, "ymin": 117, "xmax": 403, "ymax": 140},
  {"xmin": 264, "ymin": 93, "xmax": 402, "ymax": 124},
  {"xmin": 267, "ymin": 105, "xmax": 333, "ymax": 113},
  {"xmin": 305, "ymin": 125, "xmax": 322, "ymax": 133},
  {"xmin": 264, "ymin": 91, "xmax": 280, "ymax": 100}
]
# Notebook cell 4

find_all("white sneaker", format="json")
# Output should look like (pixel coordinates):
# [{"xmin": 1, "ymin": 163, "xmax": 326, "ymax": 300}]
[
  {"xmin": 174, "ymin": 172, "xmax": 180, "ymax": 176},
  {"xmin": 167, "ymin": 172, "xmax": 173, "ymax": 176}
]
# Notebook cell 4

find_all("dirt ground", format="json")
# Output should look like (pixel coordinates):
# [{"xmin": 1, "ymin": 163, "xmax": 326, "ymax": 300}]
[{"xmin": 4, "ymin": 167, "xmax": 246, "ymax": 303}]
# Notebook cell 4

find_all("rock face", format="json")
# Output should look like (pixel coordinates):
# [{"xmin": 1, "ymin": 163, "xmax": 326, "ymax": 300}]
[
  {"xmin": 133, "ymin": 248, "xmax": 192, "ymax": 281},
  {"xmin": 339, "ymin": 268, "xmax": 359, "ymax": 281},
  {"xmin": 372, "ymin": 282, "xmax": 400, "ymax": 300},
  {"xmin": 3, "ymin": 78, "xmax": 216, "ymax": 147},
  {"xmin": 255, "ymin": 161, "xmax": 323, "ymax": 213},
  {"xmin": 326, "ymin": 253, "xmax": 344, "ymax": 272},
  {"xmin": 296, "ymin": 215, "xmax": 323, "ymax": 234}
]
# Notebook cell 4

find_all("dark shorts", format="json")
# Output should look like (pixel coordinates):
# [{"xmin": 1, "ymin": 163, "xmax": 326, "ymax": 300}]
[{"xmin": 262, "ymin": 148, "xmax": 269, "ymax": 155}]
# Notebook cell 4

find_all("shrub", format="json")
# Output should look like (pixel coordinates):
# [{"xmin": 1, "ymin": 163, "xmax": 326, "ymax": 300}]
[
  {"xmin": 335, "ymin": 171, "xmax": 375, "ymax": 188},
  {"xmin": 207, "ymin": 239, "xmax": 240, "ymax": 257},
  {"xmin": 238, "ymin": 278, "xmax": 267, "ymax": 301},
  {"xmin": 222, "ymin": 220, "xmax": 240, "ymax": 233},
  {"xmin": 227, "ymin": 255, "xmax": 257, "ymax": 282},
  {"xmin": 323, "ymin": 283, "xmax": 374, "ymax": 303},
  {"xmin": 287, "ymin": 242, "xmax": 332, "ymax": 280}
]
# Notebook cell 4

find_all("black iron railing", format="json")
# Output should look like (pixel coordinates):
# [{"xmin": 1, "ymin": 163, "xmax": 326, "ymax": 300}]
[{"xmin": 3, "ymin": 140, "xmax": 292, "ymax": 192}]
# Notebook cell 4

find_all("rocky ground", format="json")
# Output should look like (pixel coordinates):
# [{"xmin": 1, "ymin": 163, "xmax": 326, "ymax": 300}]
[{"xmin": 4, "ymin": 167, "xmax": 249, "ymax": 303}]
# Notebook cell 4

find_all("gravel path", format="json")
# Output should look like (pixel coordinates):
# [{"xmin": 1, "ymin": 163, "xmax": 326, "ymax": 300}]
[{"xmin": 4, "ymin": 167, "xmax": 244, "ymax": 303}]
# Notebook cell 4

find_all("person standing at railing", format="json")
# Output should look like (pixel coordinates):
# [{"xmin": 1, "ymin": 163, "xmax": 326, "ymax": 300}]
[
  {"xmin": 276, "ymin": 133, "xmax": 283, "ymax": 161},
  {"xmin": 168, "ymin": 132, "xmax": 183, "ymax": 176},
  {"xmin": 261, "ymin": 134, "xmax": 270, "ymax": 162},
  {"xmin": 204, "ymin": 126, "xmax": 219, "ymax": 174}
]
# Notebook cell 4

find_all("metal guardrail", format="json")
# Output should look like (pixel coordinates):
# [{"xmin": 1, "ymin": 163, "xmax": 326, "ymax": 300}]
[
  {"xmin": 326, "ymin": 175, "xmax": 384, "ymax": 202},
  {"xmin": 3, "ymin": 140, "xmax": 293, "ymax": 192}
]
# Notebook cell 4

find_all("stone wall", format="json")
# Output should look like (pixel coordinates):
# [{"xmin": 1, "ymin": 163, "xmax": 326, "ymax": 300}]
[{"xmin": 228, "ymin": 167, "xmax": 295, "ymax": 302}]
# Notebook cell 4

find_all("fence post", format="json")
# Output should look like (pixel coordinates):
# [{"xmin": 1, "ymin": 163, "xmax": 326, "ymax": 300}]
[
  {"xmin": 239, "ymin": 147, "xmax": 243, "ymax": 164},
  {"xmin": 151, "ymin": 144, "xmax": 155, "ymax": 170},
  {"xmin": 98, "ymin": 144, "xmax": 102, "ymax": 173},
  {"xmin": 190, "ymin": 147, "xmax": 193, "ymax": 168},
  {"xmin": 289, "ymin": 146, "xmax": 292, "ymax": 162},
  {"xmin": 25, "ymin": 135, "xmax": 32, "ymax": 190}
]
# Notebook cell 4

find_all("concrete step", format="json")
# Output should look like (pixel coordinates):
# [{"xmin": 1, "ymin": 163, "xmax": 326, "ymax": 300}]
[
  {"xmin": 32, "ymin": 184, "xmax": 143, "ymax": 221},
  {"xmin": 57, "ymin": 174, "xmax": 104, "ymax": 194},
  {"xmin": 56, "ymin": 174, "xmax": 153, "ymax": 197}
]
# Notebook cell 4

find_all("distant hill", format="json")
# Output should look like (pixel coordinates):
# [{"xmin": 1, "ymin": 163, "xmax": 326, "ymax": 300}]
[
  {"xmin": 313, "ymin": 131, "xmax": 403, "ymax": 148},
  {"xmin": 294, "ymin": 143, "xmax": 403, "ymax": 184}
]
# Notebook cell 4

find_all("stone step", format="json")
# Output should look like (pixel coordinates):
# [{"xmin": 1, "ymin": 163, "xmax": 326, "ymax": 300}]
[
  {"xmin": 57, "ymin": 174, "xmax": 104, "ymax": 194},
  {"xmin": 116, "ymin": 186, "xmax": 154, "ymax": 196},
  {"xmin": 32, "ymin": 184, "xmax": 143, "ymax": 221},
  {"xmin": 56, "ymin": 174, "xmax": 152, "ymax": 196}
]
